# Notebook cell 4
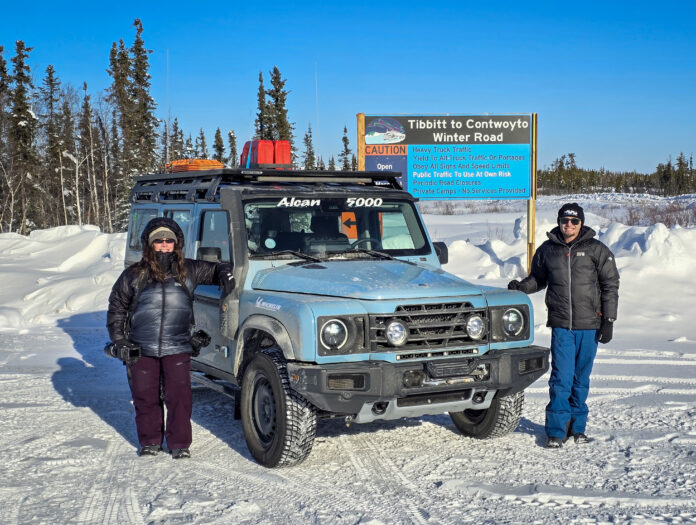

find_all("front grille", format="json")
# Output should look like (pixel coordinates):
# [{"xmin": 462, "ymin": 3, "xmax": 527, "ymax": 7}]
[{"xmin": 369, "ymin": 302, "xmax": 487, "ymax": 352}]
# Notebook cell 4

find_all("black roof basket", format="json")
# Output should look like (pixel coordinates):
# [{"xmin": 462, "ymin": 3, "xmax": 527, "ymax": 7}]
[{"xmin": 129, "ymin": 168, "xmax": 403, "ymax": 203}]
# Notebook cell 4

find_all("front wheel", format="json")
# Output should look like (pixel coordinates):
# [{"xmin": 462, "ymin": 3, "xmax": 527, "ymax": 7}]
[
  {"xmin": 240, "ymin": 349, "xmax": 317, "ymax": 467},
  {"xmin": 450, "ymin": 391, "xmax": 524, "ymax": 439}
]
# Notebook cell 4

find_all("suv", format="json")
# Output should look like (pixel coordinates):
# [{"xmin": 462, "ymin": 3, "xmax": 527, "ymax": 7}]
[{"xmin": 125, "ymin": 166, "xmax": 549, "ymax": 467}]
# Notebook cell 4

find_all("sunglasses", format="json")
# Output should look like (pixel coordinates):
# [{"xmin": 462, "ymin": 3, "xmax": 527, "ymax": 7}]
[
  {"xmin": 153, "ymin": 238, "xmax": 176, "ymax": 245},
  {"xmin": 560, "ymin": 217, "xmax": 581, "ymax": 225}
]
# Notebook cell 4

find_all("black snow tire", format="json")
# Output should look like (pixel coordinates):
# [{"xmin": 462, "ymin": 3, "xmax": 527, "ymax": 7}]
[
  {"xmin": 240, "ymin": 349, "xmax": 317, "ymax": 468},
  {"xmin": 450, "ymin": 391, "xmax": 524, "ymax": 439}
]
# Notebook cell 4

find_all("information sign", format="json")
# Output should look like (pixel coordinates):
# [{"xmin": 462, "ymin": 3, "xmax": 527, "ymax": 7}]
[{"xmin": 358, "ymin": 114, "xmax": 535, "ymax": 200}]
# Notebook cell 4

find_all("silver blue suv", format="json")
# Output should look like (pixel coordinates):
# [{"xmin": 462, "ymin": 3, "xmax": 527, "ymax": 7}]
[{"xmin": 125, "ymin": 168, "xmax": 549, "ymax": 467}]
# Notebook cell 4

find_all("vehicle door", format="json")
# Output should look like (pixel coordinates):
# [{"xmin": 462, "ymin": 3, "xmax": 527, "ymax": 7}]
[{"xmin": 191, "ymin": 206, "xmax": 233, "ymax": 369}]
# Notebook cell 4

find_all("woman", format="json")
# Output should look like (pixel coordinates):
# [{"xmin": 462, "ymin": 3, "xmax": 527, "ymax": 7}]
[{"xmin": 106, "ymin": 217, "xmax": 234, "ymax": 458}]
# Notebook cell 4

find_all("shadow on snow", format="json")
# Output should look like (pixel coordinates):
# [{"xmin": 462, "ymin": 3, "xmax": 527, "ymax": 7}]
[{"xmin": 52, "ymin": 312, "xmax": 547, "ymax": 459}]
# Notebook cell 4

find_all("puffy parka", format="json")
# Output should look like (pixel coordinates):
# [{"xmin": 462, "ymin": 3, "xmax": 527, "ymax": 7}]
[
  {"xmin": 106, "ymin": 218, "xmax": 223, "ymax": 357},
  {"xmin": 518, "ymin": 226, "xmax": 619, "ymax": 330}
]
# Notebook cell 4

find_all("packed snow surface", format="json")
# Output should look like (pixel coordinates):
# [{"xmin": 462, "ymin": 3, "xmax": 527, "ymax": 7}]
[{"xmin": 1, "ymin": 195, "xmax": 695, "ymax": 524}]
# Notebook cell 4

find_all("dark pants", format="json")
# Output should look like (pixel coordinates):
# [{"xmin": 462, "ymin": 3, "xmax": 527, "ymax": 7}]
[
  {"xmin": 127, "ymin": 354, "xmax": 192, "ymax": 449},
  {"xmin": 545, "ymin": 328, "xmax": 598, "ymax": 439}
]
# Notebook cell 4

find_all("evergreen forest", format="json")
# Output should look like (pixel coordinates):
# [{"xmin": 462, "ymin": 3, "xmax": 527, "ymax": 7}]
[{"xmin": 0, "ymin": 20, "xmax": 693, "ymax": 234}]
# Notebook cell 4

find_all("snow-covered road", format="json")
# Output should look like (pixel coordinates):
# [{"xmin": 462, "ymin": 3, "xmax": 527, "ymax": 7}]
[{"xmin": 1, "ymin": 195, "xmax": 695, "ymax": 524}]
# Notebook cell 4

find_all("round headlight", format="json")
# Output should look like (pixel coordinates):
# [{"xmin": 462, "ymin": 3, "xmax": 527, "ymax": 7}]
[
  {"xmin": 320, "ymin": 319, "xmax": 348, "ymax": 350},
  {"xmin": 385, "ymin": 319, "xmax": 409, "ymax": 347},
  {"xmin": 466, "ymin": 314, "xmax": 486, "ymax": 340},
  {"xmin": 502, "ymin": 308, "xmax": 524, "ymax": 336}
]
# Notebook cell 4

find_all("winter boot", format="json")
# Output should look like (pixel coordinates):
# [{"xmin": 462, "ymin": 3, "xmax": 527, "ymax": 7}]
[
  {"xmin": 573, "ymin": 433, "xmax": 590, "ymax": 444},
  {"xmin": 139, "ymin": 445, "xmax": 162, "ymax": 456},
  {"xmin": 545, "ymin": 437, "xmax": 563, "ymax": 449},
  {"xmin": 171, "ymin": 448, "xmax": 191, "ymax": 459}
]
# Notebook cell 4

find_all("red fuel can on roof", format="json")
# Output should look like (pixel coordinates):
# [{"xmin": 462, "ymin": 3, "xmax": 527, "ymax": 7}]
[{"xmin": 241, "ymin": 140, "xmax": 292, "ymax": 169}]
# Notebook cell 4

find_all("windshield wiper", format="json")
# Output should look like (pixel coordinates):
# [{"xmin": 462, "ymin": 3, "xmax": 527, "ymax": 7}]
[
  {"xmin": 253, "ymin": 250, "xmax": 323, "ymax": 263},
  {"xmin": 348, "ymin": 248, "xmax": 396, "ymax": 261}
]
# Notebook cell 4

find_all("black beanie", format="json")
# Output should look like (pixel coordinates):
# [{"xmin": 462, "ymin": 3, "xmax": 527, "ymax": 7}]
[{"xmin": 557, "ymin": 203, "xmax": 585, "ymax": 224}]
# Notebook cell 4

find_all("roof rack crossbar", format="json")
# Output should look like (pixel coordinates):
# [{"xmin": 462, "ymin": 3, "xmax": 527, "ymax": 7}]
[{"xmin": 129, "ymin": 168, "xmax": 403, "ymax": 203}]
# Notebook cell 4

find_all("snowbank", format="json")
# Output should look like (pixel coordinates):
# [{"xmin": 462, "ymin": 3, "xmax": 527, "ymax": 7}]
[{"xmin": 0, "ymin": 225, "xmax": 126, "ymax": 330}]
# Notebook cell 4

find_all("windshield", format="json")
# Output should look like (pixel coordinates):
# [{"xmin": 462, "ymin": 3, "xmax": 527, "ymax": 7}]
[{"xmin": 244, "ymin": 196, "xmax": 430, "ymax": 258}]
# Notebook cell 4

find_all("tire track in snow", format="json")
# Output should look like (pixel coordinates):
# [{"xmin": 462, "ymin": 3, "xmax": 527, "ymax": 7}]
[
  {"xmin": 340, "ymin": 431, "xmax": 430, "ymax": 524},
  {"xmin": 76, "ymin": 439, "xmax": 133, "ymax": 524},
  {"xmin": 594, "ymin": 358, "xmax": 696, "ymax": 366}
]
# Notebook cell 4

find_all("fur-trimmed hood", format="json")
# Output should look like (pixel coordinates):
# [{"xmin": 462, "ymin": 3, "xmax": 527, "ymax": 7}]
[{"xmin": 140, "ymin": 217, "xmax": 185, "ymax": 247}]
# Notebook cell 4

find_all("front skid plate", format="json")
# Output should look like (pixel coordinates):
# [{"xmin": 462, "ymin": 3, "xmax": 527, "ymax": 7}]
[{"xmin": 353, "ymin": 390, "xmax": 495, "ymax": 423}]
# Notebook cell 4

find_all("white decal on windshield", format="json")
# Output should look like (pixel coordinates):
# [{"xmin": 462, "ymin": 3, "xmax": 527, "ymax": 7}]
[
  {"xmin": 277, "ymin": 197, "xmax": 321, "ymax": 207},
  {"xmin": 346, "ymin": 197, "xmax": 383, "ymax": 207}
]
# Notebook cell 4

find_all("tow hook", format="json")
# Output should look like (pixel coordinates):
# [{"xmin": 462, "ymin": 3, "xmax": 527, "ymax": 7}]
[{"xmin": 472, "ymin": 391, "xmax": 487, "ymax": 404}]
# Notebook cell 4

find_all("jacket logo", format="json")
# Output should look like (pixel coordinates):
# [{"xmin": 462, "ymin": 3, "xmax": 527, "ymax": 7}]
[
  {"xmin": 577, "ymin": 252, "xmax": 585, "ymax": 256},
  {"xmin": 174, "ymin": 282, "xmax": 182, "ymax": 287}
]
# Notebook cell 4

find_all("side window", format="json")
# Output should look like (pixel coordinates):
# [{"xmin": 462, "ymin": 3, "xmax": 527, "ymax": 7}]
[
  {"xmin": 128, "ymin": 208, "xmax": 158, "ymax": 250},
  {"xmin": 199, "ymin": 210, "xmax": 231, "ymax": 262},
  {"xmin": 380, "ymin": 211, "xmax": 415, "ymax": 249},
  {"xmin": 164, "ymin": 209, "xmax": 191, "ymax": 235}
]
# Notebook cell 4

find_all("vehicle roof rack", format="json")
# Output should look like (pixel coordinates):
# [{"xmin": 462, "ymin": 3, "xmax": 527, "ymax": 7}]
[{"xmin": 129, "ymin": 168, "xmax": 404, "ymax": 203}]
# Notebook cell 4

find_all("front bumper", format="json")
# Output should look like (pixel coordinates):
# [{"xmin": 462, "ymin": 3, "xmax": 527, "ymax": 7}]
[{"xmin": 286, "ymin": 345, "xmax": 549, "ymax": 421}]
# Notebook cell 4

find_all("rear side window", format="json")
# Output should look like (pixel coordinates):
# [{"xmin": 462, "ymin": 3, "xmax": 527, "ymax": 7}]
[
  {"xmin": 128, "ymin": 208, "xmax": 158, "ymax": 250},
  {"xmin": 199, "ymin": 210, "xmax": 231, "ymax": 262},
  {"xmin": 163, "ymin": 210, "xmax": 191, "ymax": 237}
]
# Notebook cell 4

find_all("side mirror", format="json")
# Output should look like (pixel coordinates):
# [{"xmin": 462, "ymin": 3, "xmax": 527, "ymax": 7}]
[
  {"xmin": 433, "ymin": 241, "xmax": 448, "ymax": 265},
  {"xmin": 198, "ymin": 246, "xmax": 222, "ymax": 263}
]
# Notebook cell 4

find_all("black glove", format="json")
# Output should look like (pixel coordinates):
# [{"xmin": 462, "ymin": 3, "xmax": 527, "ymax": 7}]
[
  {"xmin": 190, "ymin": 329, "xmax": 211, "ymax": 357},
  {"xmin": 217, "ymin": 264, "xmax": 235, "ymax": 296},
  {"xmin": 507, "ymin": 280, "xmax": 521, "ymax": 290},
  {"xmin": 104, "ymin": 341, "xmax": 141, "ymax": 366},
  {"xmin": 597, "ymin": 319, "xmax": 614, "ymax": 344}
]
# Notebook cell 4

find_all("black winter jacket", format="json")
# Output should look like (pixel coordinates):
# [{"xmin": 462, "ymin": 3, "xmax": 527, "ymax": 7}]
[
  {"xmin": 518, "ymin": 226, "xmax": 619, "ymax": 330},
  {"xmin": 107, "ymin": 258, "xmax": 221, "ymax": 357}
]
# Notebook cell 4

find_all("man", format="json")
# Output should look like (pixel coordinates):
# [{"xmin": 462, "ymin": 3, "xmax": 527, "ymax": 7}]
[
  {"xmin": 106, "ymin": 218, "xmax": 235, "ymax": 458},
  {"xmin": 508, "ymin": 203, "xmax": 619, "ymax": 449}
]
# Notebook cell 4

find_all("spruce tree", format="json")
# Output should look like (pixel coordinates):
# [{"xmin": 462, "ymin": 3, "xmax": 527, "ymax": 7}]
[
  {"xmin": 9, "ymin": 41, "xmax": 39, "ymax": 233},
  {"xmin": 351, "ymin": 154, "xmax": 357, "ymax": 171},
  {"xmin": 302, "ymin": 124, "xmax": 316, "ymax": 170},
  {"xmin": 339, "ymin": 126, "xmax": 352, "ymax": 170},
  {"xmin": 59, "ymin": 94, "xmax": 77, "ymax": 224},
  {"xmin": 170, "ymin": 117, "xmax": 184, "ymax": 159},
  {"xmin": 39, "ymin": 65, "xmax": 62, "ymax": 226},
  {"xmin": 255, "ymin": 72, "xmax": 271, "ymax": 140},
  {"xmin": 227, "ymin": 130, "xmax": 238, "ymax": 167},
  {"xmin": 0, "ymin": 46, "xmax": 8, "ymax": 161},
  {"xmin": 129, "ymin": 19, "xmax": 158, "ymax": 173},
  {"xmin": 106, "ymin": 39, "xmax": 131, "ymax": 226},
  {"xmin": 213, "ymin": 128, "xmax": 225, "ymax": 163},
  {"xmin": 328, "ymin": 156, "xmax": 336, "ymax": 170},
  {"xmin": 266, "ymin": 66, "xmax": 294, "ymax": 144},
  {"xmin": 78, "ymin": 82, "xmax": 100, "ymax": 225},
  {"xmin": 160, "ymin": 122, "xmax": 169, "ymax": 164},
  {"xmin": 0, "ymin": 45, "xmax": 17, "ymax": 232},
  {"xmin": 106, "ymin": 39, "xmax": 130, "ymax": 171},
  {"xmin": 195, "ymin": 128, "xmax": 208, "ymax": 158},
  {"xmin": 185, "ymin": 134, "xmax": 194, "ymax": 157}
]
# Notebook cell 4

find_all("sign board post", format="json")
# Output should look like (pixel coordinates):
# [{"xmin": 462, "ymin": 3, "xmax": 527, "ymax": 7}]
[{"xmin": 357, "ymin": 113, "xmax": 538, "ymax": 273}]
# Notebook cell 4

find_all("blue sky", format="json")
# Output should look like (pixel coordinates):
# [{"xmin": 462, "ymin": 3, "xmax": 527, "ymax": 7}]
[{"xmin": 3, "ymin": 1, "xmax": 694, "ymax": 173}]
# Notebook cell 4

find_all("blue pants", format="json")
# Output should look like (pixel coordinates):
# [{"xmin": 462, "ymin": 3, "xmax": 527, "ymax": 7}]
[{"xmin": 545, "ymin": 328, "xmax": 598, "ymax": 438}]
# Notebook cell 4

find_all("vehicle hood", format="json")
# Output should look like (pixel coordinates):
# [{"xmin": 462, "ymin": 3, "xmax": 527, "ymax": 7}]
[{"xmin": 251, "ymin": 260, "xmax": 482, "ymax": 300}]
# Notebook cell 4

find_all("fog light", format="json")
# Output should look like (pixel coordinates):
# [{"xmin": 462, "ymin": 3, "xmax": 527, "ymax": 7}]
[
  {"xmin": 466, "ymin": 314, "xmax": 485, "ymax": 340},
  {"xmin": 402, "ymin": 370, "xmax": 425, "ymax": 388},
  {"xmin": 385, "ymin": 319, "xmax": 408, "ymax": 347},
  {"xmin": 327, "ymin": 374, "xmax": 366, "ymax": 390}
]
